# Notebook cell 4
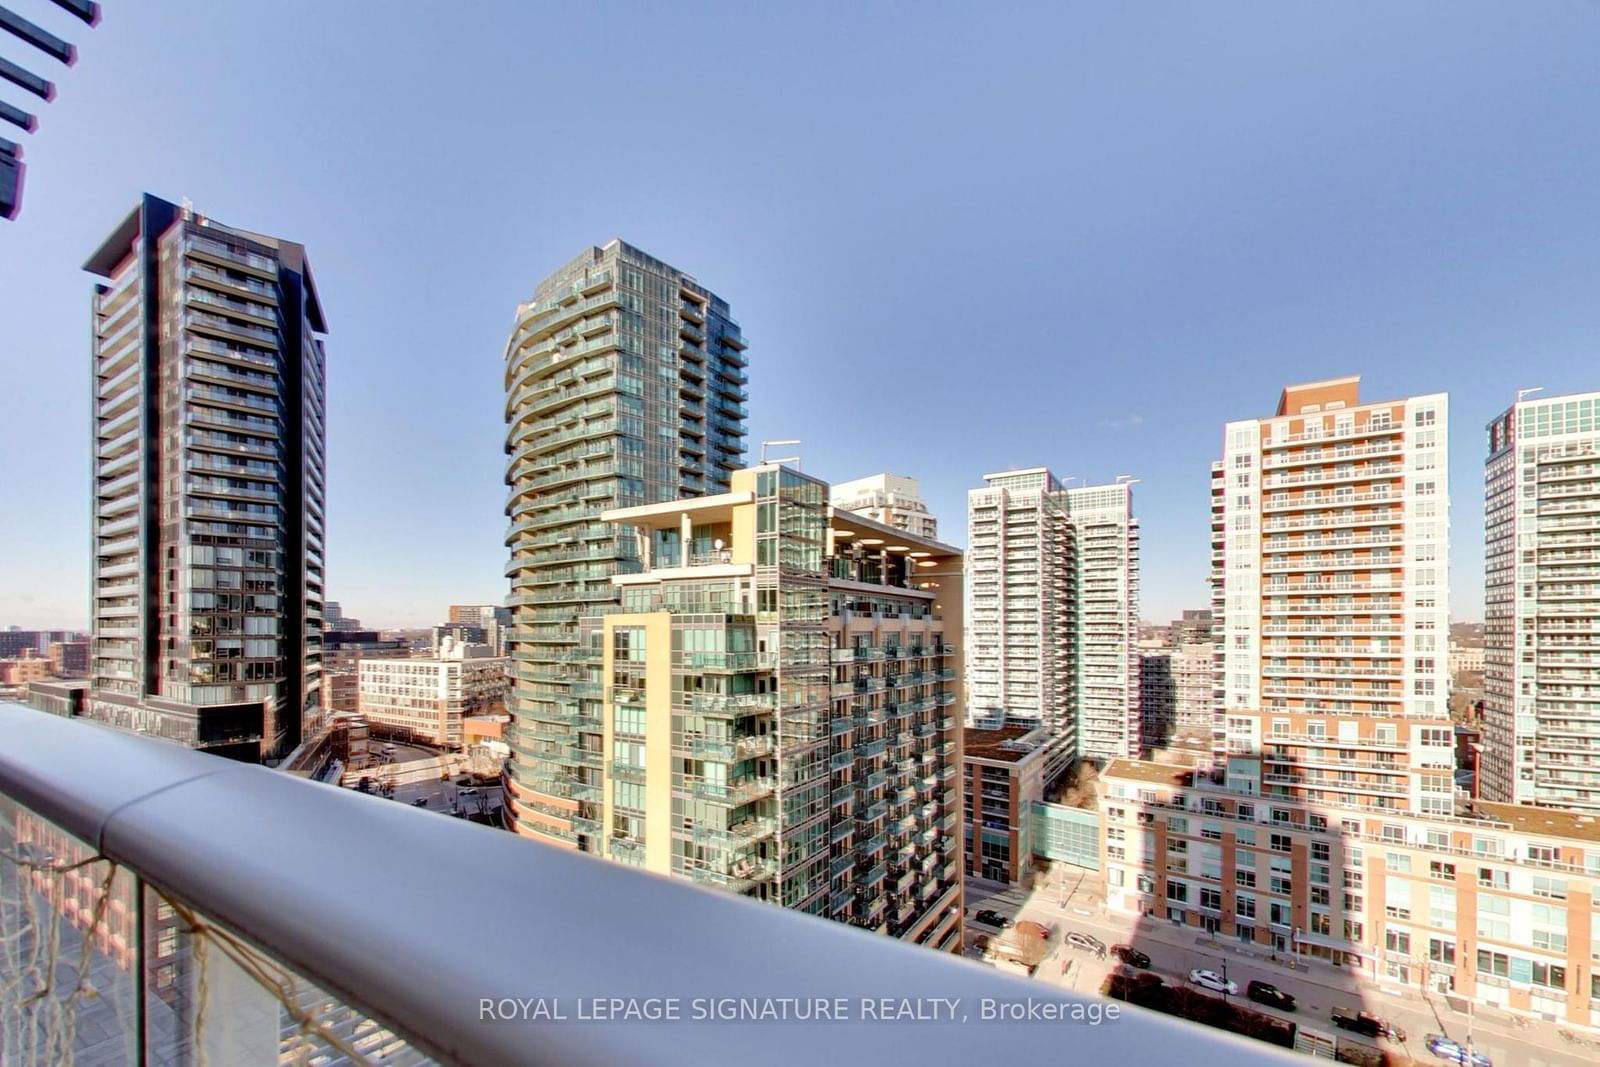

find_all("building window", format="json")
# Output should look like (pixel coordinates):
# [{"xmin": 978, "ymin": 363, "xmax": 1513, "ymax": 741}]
[
  {"xmin": 1532, "ymin": 876, "xmax": 1567, "ymax": 900},
  {"xmin": 1531, "ymin": 962, "xmax": 1567, "ymax": 990},
  {"xmin": 1476, "ymin": 894, "xmax": 1510, "ymax": 941}
]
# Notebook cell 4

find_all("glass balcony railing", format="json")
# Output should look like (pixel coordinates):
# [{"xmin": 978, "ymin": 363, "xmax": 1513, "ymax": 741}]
[
  {"xmin": 0, "ymin": 701, "xmax": 1243, "ymax": 1064},
  {"xmin": 690, "ymin": 775, "xmax": 774, "ymax": 806}
]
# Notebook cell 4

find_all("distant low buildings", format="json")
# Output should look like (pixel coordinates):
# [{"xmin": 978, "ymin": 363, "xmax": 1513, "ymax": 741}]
[
  {"xmin": 357, "ymin": 639, "xmax": 508, "ymax": 749},
  {"xmin": 445, "ymin": 604, "xmax": 511, "ymax": 655},
  {"xmin": 0, "ymin": 655, "xmax": 50, "ymax": 688},
  {"xmin": 47, "ymin": 640, "xmax": 89, "ymax": 677},
  {"xmin": 1170, "ymin": 609, "xmax": 1214, "ymax": 645},
  {"xmin": 0, "ymin": 629, "xmax": 85, "ymax": 658},
  {"xmin": 448, "ymin": 604, "xmax": 511, "ymax": 627},
  {"xmin": 431, "ymin": 622, "xmax": 487, "ymax": 650},
  {"xmin": 324, "ymin": 601, "xmax": 364, "ymax": 632},
  {"xmin": 1448, "ymin": 642, "xmax": 1485, "ymax": 677},
  {"xmin": 323, "ymin": 630, "xmax": 408, "ymax": 672}
]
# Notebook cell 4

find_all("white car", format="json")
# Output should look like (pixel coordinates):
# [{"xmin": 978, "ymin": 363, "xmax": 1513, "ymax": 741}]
[{"xmin": 1188, "ymin": 968, "xmax": 1238, "ymax": 995}]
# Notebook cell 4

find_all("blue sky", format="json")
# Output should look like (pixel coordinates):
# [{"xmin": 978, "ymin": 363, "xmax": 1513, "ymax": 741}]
[{"xmin": 2, "ymin": 1, "xmax": 1597, "ymax": 628}]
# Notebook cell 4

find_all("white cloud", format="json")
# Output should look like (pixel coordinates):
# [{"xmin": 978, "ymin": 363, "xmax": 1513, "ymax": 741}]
[{"xmin": 1095, "ymin": 413, "xmax": 1145, "ymax": 430}]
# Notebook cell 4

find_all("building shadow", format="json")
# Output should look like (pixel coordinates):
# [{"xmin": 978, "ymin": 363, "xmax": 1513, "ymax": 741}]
[{"xmin": 1095, "ymin": 758, "xmax": 1402, "ymax": 1065}]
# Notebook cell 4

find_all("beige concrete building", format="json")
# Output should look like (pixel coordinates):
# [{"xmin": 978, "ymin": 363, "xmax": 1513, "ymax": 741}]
[
  {"xmin": 358, "ymin": 641, "xmax": 509, "ymax": 749},
  {"xmin": 504, "ymin": 465, "xmax": 965, "ymax": 950},
  {"xmin": 830, "ymin": 473, "xmax": 939, "ymax": 540},
  {"xmin": 1449, "ymin": 642, "xmax": 1486, "ymax": 677},
  {"xmin": 0, "ymin": 656, "xmax": 50, "ymax": 687}
]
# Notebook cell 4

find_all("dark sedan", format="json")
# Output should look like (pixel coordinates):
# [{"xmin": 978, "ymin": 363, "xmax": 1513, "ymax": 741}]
[
  {"xmin": 1111, "ymin": 945, "xmax": 1151, "ymax": 969},
  {"xmin": 1246, "ymin": 981, "xmax": 1296, "ymax": 1011}
]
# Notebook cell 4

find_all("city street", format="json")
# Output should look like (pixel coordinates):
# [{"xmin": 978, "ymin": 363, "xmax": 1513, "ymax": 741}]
[
  {"xmin": 964, "ymin": 874, "xmax": 1597, "ymax": 1067},
  {"xmin": 349, "ymin": 742, "xmax": 502, "ymax": 822}
]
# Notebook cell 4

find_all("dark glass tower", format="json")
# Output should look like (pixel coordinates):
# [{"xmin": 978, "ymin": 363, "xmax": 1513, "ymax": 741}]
[{"xmin": 83, "ymin": 194, "xmax": 328, "ymax": 761}]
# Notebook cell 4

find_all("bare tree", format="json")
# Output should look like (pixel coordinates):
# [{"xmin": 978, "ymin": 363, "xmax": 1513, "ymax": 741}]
[{"xmin": 1058, "ymin": 762, "xmax": 1100, "ymax": 809}]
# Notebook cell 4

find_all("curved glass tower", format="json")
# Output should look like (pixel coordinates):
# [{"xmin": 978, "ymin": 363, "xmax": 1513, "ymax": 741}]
[{"xmin": 501, "ymin": 240, "xmax": 748, "ymax": 847}]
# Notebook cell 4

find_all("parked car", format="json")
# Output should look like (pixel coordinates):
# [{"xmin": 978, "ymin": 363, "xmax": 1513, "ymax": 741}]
[
  {"xmin": 1332, "ymin": 1007, "xmax": 1406, "ymax": 1041},
  {"xmin": 1066, "ymin": 931, "xmax": 1107, "ymax": 956},
  {"xmin": 1111, "ymin": 945, "xmax": 1151, "ymax": 969},
  {"xmin": 1425, "ymin": 1035, "xmax": 1491, "ymax": 1067},
  {"xmin": 1187, "ymin": 968, "xmax": 1238, "ymax": 995},
  {"xmin": 410, "ymin": 797, "xmax": 429, "ymax": 807},
  {"xmin": 973, "ymin": 909, "xmax": 1012, "ymax": 929},
  {"xmin": 1246, "ymin": 981, "xmax": 1296, "ymax": 1011},
  {"xmin": 1015, "ymin": 920, "xmax": 1052, "ymax": 941}
]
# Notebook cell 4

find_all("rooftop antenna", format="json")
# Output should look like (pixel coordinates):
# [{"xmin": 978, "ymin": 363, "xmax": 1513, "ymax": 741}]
[
  {"xmin": 1516, "ymin": 386, "xmax": 1544, "ymax": 403},
  {"xmin": 760, "ymin": 439, "xmax": 802, "ymax": 469}
]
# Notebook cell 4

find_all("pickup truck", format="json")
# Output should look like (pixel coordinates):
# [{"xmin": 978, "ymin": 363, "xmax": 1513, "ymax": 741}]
[{"xmin": 1331, "ymin": 1007, "xmax": 1406, "ymax": 1042}]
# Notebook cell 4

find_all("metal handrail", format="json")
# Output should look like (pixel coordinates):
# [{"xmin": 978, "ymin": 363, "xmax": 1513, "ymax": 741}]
[{"xmin": 0, "ymin": 703, "xmax": 1278, "ymax": 1066}]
